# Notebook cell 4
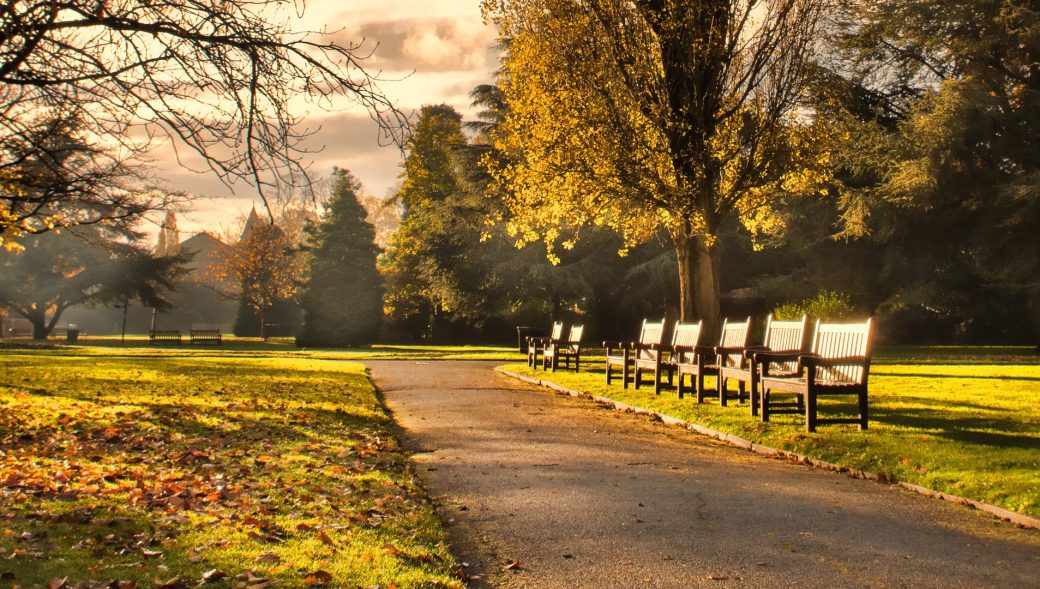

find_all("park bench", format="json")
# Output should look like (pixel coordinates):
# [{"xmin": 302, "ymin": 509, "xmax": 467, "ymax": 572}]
[
  {"xmin": 759, "ymin": 318, "xmax": 873, "ymax": 432},
  {"xmin": 720, "ymin": 315, "xmax": 809, "ymax": 416},
  {"xmin": 635, "ymin": 321, "xmax": 702, "ymax": 396},
  {"xmin": 190, "ymin": 329, "xmax": 222, "ymax": 345},
  {"xmin": 543, "ymin": 324, "xmax": 584, "ymax": 372},
  {"xmin": 604, "ymin": 318, "xmax": 666, "ymax": 389},
  {"xmin": 149, "ymin": 330, "xmax": 182, "ymax": 344},
  {"xmin": 9, "ymin": 327, "xmax": 33, "ymax": 338},
  {"xmin": 675, "ymin": 317, "xmax": 751, "ymax": 402},
  {"xmin": 528, "ymin": 321, "xmax": 564, "ymax": 369}
]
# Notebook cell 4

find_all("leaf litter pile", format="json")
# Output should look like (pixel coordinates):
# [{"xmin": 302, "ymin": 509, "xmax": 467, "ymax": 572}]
[{"xmin": 0, "ymin": 350, "xmax": 462, "ymax": 588}]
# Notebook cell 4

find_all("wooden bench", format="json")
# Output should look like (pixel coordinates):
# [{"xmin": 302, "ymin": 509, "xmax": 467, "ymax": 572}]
[
  {"xmin": 720, "ymin": 315, "xmax": 809, "ymax": 416},
  {"xmin": 604, "ymin": 318, "xmax": 665, "ymax": 389},
  {"xmin": 149, "ymin": 330, "xmax": 182, "ymax": 344},
  {"xmin": 635, "ymin": 321, "xmax": 702, "ymax": 396},
  {"xmin": 676, "ymin": 317, "xmax": 751, "ymax": 402},
  {"xmin": 190, "ymin": 329, "xmax": 222, "ymax": 345},
  {"xmin": 543, "ymin": 324, "xmax": 584, "ymax": 372},
  {"xmin": 528, "ymin": 321, "xmax": 564, "ymax": 369},
  {"xmin": 759, "ymin": 319, "xmax": 873, "ymax": 432},
  {"xmin": 8, "ymin": 327, "xmax": 33, "ymax": 338}
]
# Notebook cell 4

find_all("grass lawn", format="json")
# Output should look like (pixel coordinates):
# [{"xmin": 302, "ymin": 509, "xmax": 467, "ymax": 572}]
[
  {"xmin": 0, "ymin": 347, "xmax": 463, "ymax": 588},
  {"xmin": 61, "ymin": 336, "xmax": 522, "ymax": 361},
  {"xmin": 505, "ymin": 347, "xmax": 1040, "ymax": 519}
]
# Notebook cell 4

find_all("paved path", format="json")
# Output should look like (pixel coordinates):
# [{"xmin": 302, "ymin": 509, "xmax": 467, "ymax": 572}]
[{"xmin": 366, "ymin": 361, "xmax": 1040, "ymax": 588}]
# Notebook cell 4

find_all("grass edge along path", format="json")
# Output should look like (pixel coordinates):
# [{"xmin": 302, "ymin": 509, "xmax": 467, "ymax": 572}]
[
  {"xmin": 496, "ymin": 363, "xmax": 1040, "ymax": 529},
  {"xmin": 0, "ymin": 349, "xmax": 464, "ymax": 588}
]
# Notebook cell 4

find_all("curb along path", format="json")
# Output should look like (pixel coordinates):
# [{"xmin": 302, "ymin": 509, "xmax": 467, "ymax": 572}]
[{"xmin": 367, "ymin": 360, "xmax": 1040, "ymax": 589}]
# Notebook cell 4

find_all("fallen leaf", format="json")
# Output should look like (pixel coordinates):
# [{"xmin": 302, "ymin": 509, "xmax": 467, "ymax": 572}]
[
  {"xmin": 199, "ymin": 569, "xmax": 225, "ymax": 584},
  {"xmin": 708, "ymin": 573, "xmax": 729, "ymax": 581},
  {"xmin": 317, "ymin": 531, "xmax": 334, "ymax": 546},
  {"xmin": 303, "ymin": 570, "xmax": 333, "ymax": 586},
  {"xmin": 141, "ymin": 549, "xmax": 163, "ymax": 558},
  {"xmin": 47, "ymin": 578, "xmax": 68, "ymax": 589},
  {"xmin": 503, "ymin": 560, "xmax": 521, "ymax": 571},
  {"xmin": 254, "ymin": 553, "xmax": 280, "ymax": 563},
  {"xmin": 153, "ymin": 578, "xmax": 185, "ymax": 589}
]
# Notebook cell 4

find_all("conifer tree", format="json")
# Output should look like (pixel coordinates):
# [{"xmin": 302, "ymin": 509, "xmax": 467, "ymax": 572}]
[{"xmin": 297, "ymin": 168, "xmax": 383, "ymax": 347}]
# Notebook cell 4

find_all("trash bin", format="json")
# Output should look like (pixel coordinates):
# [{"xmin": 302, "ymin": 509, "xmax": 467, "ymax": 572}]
[
  {"xmin": 66, "ymin": 326, "xmax": 79, "ymax": 343},
  {"xmin": 516, "ymin": 326, "xmax": 546, "ymax": 353}
]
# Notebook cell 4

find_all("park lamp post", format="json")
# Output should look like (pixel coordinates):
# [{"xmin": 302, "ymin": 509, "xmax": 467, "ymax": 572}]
[{"xmin": 114, "ymin": 296, "xmax": 130, "ymax": 346}]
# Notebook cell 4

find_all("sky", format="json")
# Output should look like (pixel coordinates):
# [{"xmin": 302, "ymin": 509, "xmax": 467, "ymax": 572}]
[{"xmin": 157, "ymin": 0, "xmax": 499, "ymax": 238}]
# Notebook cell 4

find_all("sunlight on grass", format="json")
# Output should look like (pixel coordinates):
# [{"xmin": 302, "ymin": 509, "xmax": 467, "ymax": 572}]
[
  {"xmin": 0, "ymin": 349, "xmax": 462, "ymax": 588},
  {"xmin": 504, "ymin": 355, "xmax": 1040, "ymax": 519}
]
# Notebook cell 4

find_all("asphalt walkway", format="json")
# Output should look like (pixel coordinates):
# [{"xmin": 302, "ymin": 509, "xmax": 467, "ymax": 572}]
[{"xmin": 366, "ymin": 360, "xmax": 1040, "ymax": 588}]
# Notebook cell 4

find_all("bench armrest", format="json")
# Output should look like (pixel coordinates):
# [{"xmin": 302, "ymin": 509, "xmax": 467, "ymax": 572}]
[
  {"xmin": 715, "ymin": 345, "xmax": 747, "ymax": 356},
  {"xmin": 742, "ymin": 345, "xmax": 769, "ymax": 359},
  {"xmin": 693, "ymin": 345, "xmax": 716, "ymax": 356},
  {"xmin": 755, "ymin": 351, "xmax": 801, "ymax": 363}
]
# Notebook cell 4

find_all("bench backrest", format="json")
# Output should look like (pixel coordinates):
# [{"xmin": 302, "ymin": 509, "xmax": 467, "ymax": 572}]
[
  {"xmin": 550, "ymin": 321, "xmax": 565, "ymax": 341},
  {"xmin": 635, "ymin": 318, "xmax": 667, "ymax": 361},
  {"xmin": 717, "ymin": 317, "xmax": 751, "ymax": 368},
  {"xmin": 671, "ymin": 321, "xmax": 703, "ymax": 364},
  {"xmin": 810, "ymin": 318, "xmax": 873, "ymax": 384},
  {"xmin": 763, "ymin": 314, "xmax": 809, "ymax": 374},
  {"xmin": 565, "ymin": 325, "xmax": 584, "ymax": 352}
]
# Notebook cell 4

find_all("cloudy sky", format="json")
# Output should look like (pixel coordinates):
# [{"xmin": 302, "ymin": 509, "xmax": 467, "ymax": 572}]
[{"xmin": 159, "ymin": 0, "xmax": 498, "ymax": 237}]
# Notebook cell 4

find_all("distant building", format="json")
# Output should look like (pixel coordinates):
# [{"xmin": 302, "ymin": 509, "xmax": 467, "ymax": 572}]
[{"xmin": 63, "ymin": 212, "xmax": 238, "ymax": 334}]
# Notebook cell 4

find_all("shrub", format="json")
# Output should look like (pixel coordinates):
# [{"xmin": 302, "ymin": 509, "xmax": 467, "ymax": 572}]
[{"xmin": 774, "ymin": 290, "xmax": 855, "ymax": 321}]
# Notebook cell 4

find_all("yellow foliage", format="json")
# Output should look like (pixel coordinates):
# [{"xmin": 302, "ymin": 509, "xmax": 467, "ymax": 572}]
[{"xmin": 484, "ymin": 0, "xmax": 835, "ymax": 259}]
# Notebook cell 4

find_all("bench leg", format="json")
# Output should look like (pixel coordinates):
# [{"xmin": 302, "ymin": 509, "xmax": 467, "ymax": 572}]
[
  {"xmin": 761, "ymin": 388, "xmax": 770, "ymax": 422},
  {"xmin": 696, "ymin": 373, "xmax": 706, "ymax": 404},
  {"xmin": 575, "ymin": 354, "xmax": 580, "ymax": 373},
  {"xmin": 622, "ymin": 361, "xmax": 630, "ymax": 389},
  {"xmin": 677, "ymin": 372, "xmax": 685, "ymax": 399},
  {"xmin": 859, "ymin": 390, "xmax": 869, "ymax": 431},
  {"xmin": 805, "ymin": 391, "xmax": 818, "ymax": 433},
  {"xmin": 653, "ymin": 362, "xmax": 661, "ymax": 396},
  {"xmin": 719, "ymin": 377, "xmax": 728, "ymax": 407},
  {"xmin": 606, "ymin": 363, "xmax": 612, "ymax": 385}
]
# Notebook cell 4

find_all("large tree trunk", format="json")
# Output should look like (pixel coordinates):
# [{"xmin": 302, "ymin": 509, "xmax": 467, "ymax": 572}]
[
  {"xmin": 28, "ymin": 307, "xmax": 49, "ymax": 340},
  {"xmin": 674, "ymin": 232, "xmax": 721, "ymax": 338}
]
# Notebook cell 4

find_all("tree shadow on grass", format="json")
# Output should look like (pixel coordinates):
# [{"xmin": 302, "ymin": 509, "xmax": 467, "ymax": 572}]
[{"xmin": 868, "ymin": 406, "xmax": 1040, "ymax": 449}]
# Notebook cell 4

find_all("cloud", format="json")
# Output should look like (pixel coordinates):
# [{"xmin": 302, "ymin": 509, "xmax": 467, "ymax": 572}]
[{"xmin": 346, "ymin": 17, "xmax": 499, "ymax": 74}]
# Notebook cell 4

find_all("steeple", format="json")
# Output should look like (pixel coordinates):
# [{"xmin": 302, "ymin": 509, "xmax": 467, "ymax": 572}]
[
  {"xmin": 240, "ymin": 206, "xmax": 264, "ymax": 241},
  {"xmin": 156, "ymin": 211, "xmax": 179, "ymax": 255}
]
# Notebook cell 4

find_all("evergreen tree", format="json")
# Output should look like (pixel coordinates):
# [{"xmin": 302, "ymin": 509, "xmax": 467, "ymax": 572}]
[{"xmin": 297, "ymin": 168, "xmax": 383, "ymax": 347}]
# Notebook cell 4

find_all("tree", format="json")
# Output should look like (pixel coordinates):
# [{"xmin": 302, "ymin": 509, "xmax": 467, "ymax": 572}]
[
  {"xmin": 483, "ymin": 0, "xmax": 834, "ymax": 333},
  {"xmin": 213, "ymin": 214, "xmax": 303, "ymax": 339},
  {"xmin": 0, "ymin": 228, "xmax": 185, "ymax": 339},
  {"xmin": 380, "ymin": 105, "xmax": 471, "ymax": 339},
  {"xmin": 297, "ymin": 169, "xmax": 383, "ymax": 347},
  {"xmin": 825, "ymin": 1, "xmax": 1040, "ymax": 343},
  {"xmin": 0, "ymin": 108, "xmax": 166, "ymax": 251},
  {"xmin": 1, "ymin": 0, "xmax": 405, "ymax": 243}
]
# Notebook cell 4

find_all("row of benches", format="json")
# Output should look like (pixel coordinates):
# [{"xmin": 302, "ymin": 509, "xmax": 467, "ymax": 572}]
[
  {"xmin": 150, "ymin": 329, "xmax": 223, "ymax": 345},
  {"xmin": 527, "ymin": 316, "xmax": 872, "ymax": 433}
]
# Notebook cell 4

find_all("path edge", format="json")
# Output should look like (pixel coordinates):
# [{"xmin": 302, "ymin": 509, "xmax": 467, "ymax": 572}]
[{"xmin": 496, "ymin": 367, "xmax": 1040, "ymax": 531}]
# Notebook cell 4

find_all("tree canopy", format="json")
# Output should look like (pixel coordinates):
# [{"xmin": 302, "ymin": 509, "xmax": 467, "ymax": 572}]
[
  {"xmin": 483, "ymin": 0, "xmax": 835, "ymax": 333},
  {"xmin": 1, "ymin": 0, "xmax": 404, "ymax": 245}
]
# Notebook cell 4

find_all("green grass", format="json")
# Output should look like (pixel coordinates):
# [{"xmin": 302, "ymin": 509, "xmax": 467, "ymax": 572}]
[
  {"xmin": 0, "ymin": 348, "xmax": 464, "ymax": 588},
  {"xmin": 27, "ymin": 337, "xmax": 523, "ymax": 361},
  {"xmin": 506, "ymin": 351, "xmax": 1040, "ymax": 519}
]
